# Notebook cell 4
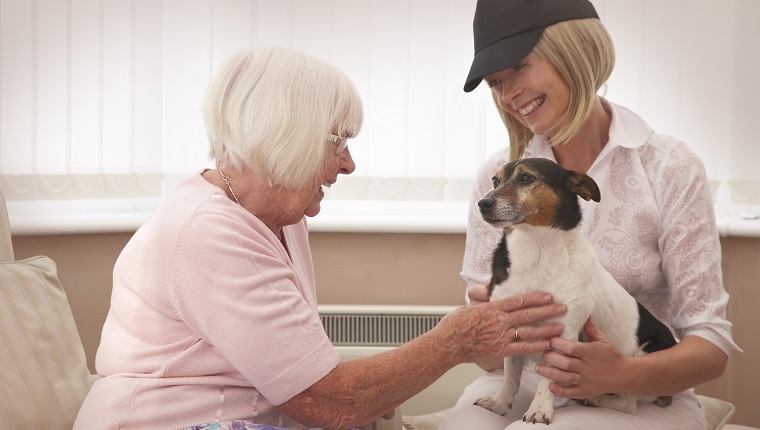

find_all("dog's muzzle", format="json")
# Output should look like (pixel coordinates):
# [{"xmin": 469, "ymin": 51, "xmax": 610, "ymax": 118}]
[{"xmin": 478, "ymin": 197, "xmax": 495, "ymax": 213}]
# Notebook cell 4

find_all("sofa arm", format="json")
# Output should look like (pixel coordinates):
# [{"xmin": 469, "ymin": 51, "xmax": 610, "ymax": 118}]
[{"xmin": 0, "ymin": 188, "xmax": 14, "ymax": 262}]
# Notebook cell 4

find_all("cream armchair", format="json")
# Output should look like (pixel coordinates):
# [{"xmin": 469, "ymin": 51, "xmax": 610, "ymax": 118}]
[
  {"xmin": 0, "ymin": 189, "xmax": 97, "ymax": 429},
  {"xmin": 0, "ymin": 187, "xmax": 13, "ymax": 261}
]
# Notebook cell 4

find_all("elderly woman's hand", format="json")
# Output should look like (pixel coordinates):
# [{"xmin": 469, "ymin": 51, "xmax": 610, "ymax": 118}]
[
  {"xmin": 440, "ymin": 291, "xmax": 565, "ymax": 364},
  {"xmin": 280, "ymin": 292, "xmax": 563, "ymax": 430}
]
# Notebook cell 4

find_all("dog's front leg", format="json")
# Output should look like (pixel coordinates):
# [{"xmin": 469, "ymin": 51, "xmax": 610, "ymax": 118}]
[
  {"xmin": 523, "ymin": 376, "xmax": 556, "ymax": 424},
  {"xmin": 523, "ymin": 319, "xmax": 585, "ymax": 424},
  {"xmin": 474, "ymin": 354, "xmax": 525, "ymax": 415}
]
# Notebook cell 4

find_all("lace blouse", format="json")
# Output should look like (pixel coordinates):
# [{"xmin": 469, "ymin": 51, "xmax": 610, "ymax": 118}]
[{"xmin": 461, "ymin": 100, "xmax": 739, "ymax": 355}]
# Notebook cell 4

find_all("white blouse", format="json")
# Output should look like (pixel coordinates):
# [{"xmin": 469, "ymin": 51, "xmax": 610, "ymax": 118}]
[{"xmin": 461, "ymin": 99, "xmax": 739, "ymax": 356}]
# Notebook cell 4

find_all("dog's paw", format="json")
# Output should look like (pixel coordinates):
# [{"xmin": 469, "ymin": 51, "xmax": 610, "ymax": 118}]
[
  {"xmin": 474, "ymin": 396, "xmax": 512, "ymax": 416},
  {"xmin": 523, "ymin": 405, "xmax": 554, "ymax": 425}
]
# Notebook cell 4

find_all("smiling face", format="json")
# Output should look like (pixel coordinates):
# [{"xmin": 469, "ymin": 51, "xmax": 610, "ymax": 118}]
[
  {"xmin": 301, "ymin": 147, "xmax": 356, "ymax": 218},
  {"xmin": 254, "ymin": 139, "xmax": 357, "ymax": 234},
  {"xmin": 484, "ymin": 53, "xmax": 571, "ymax": 138}
]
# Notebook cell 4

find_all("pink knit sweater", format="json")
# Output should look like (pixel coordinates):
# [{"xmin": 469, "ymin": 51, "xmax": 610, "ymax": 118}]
[{"xmin": 74, "ymin": 173, "xmax": 340, "ymax": 430}]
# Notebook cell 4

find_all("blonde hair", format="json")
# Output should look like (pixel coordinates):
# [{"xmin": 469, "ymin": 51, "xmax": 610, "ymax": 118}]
[
  {"xmin": 496, "ymin": 18, "xmax": 615, "ymax": 161},
  {"xmin": 204, "ymin": 47, "xmax": 363, "ymax": 189}
]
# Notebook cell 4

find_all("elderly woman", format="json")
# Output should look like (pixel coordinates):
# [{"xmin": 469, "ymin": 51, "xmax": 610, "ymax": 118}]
[{"xmin": 73, "ymin": 47, "xmax": 566, "ymax": 430}]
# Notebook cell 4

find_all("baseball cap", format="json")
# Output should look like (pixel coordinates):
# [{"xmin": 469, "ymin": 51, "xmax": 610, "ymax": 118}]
[{"xmin": 464, "ymin": 0, "xmax": 598, "ymax": 92}]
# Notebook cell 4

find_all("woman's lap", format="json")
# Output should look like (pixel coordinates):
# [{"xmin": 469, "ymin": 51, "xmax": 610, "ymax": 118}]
[{"xmin": 439, "ymin": 371, "xmax": 707, "ymax": 430}]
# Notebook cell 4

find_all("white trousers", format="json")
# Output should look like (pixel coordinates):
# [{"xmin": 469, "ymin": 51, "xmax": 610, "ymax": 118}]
[{"xmin": 437, "ymin": 370, "xmax": 707, "ymax": 430}]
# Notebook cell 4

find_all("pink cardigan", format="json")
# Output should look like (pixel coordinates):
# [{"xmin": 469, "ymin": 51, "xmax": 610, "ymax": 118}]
[{"xmin": 74, "ymin": 173, "xmax": 340, "ymax": 430}]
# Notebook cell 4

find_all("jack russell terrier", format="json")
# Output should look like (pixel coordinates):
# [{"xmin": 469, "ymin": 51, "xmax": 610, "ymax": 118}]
[{"xmin": 475, "ymin": 157, "xmax": 676, "ymax": 424}]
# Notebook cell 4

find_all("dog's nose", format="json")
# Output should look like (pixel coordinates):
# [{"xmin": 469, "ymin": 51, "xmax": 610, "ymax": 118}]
[{"xmin": 478, "ymin": 197, "xmax": 494, "ymax": 212}]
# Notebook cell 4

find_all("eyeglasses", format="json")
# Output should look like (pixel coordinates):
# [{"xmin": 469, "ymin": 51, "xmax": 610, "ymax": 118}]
[{"xmin": 327, "ymin": 134, "xmax": 350, "ymax": 155}]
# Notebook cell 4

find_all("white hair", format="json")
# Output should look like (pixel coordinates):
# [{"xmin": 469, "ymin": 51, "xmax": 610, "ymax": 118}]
[{"xmin": 204, "ymin": 47, "xmax": 363, "ymax": 189}]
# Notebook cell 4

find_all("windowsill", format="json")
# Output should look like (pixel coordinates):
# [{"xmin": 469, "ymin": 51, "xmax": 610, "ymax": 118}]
[
  {"xmin": 7, "ymin": 199, "xmax": 161, "ymax": 236},
  {"xmin": 7, "ymin": 199, "xmax": 760, "ymax": 238},
  {"xmin": 6, "ymin": 200, "xmax": 471, "ymax": 236},
  {"xmin": 307, "ymin": 201, "xmax": 470, "ymax": 233},
  {"xmin": 718, "ymin": 216, "xmax": 760, "ymax": 237}
]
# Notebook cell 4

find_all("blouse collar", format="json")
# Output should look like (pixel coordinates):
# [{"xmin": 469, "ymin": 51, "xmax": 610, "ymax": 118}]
[{"xmin": 525, "ymin": 98, "xmax": 655, "ymax": 159}]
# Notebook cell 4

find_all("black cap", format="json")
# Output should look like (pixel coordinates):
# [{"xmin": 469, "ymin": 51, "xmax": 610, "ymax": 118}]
[{"xmin": 464, "ymin": 0, "xmax": 598, "ymax": 92}]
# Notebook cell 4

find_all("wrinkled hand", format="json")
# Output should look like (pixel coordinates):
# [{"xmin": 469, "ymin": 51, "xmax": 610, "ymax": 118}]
[
  {"xmin": 441, "ymin": 291, "xmax": 565, "ymax": 363},
  {"xmin": 465, "ymin": 284, "xmax": 503, "ymax": 371},
  {"xmin": 536, "ymin": 318, "xmax": 630, "ymax": 399}
]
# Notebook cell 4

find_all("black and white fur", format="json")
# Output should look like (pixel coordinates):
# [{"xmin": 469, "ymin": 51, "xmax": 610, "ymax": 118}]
[{"xmin": 475, "ymin": 158, "xmax": 676, "ymax": 424}]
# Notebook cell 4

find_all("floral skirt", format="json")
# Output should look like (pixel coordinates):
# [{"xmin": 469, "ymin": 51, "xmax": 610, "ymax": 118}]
[
  {"xmin": 183, "ymin": 421, "xmax": 291, "ymax": 430},
  {"xmin": 182, "ymin": 420, "xmax": 355, "ymax": 430}
]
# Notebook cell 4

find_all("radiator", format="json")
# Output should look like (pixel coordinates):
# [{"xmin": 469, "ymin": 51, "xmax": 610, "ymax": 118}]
[
  {"xmin": 318, "ymin": 304, "xmax": 456, "ymax": 346},
  {"xmin": 317, "ymin": 304, "xmax": 484, "ymax": 416}
]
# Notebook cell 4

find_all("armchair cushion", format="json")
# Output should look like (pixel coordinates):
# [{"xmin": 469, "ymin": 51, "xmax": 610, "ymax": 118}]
[
  {"xmin": 698, "ymin": 394, "xmax": 736, "ymax": 430},
  {"xmin": 0, "ymin": 256, "xmax": 95, "ymax": 430},
  {"xmin": 0, "ymin": 188, "xmax": 14, "ymax": 262}
]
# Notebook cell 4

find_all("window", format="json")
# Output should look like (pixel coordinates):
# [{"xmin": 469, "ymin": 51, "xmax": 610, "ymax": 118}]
[{"xmin": 1, "ymin": 0, "xmax": 758, "ymax": 234}]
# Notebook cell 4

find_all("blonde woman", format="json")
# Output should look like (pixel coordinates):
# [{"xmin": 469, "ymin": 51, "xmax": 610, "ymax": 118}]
[{"xmin": 440, "ymin": 0, "xmax": 740, "ymax": 429}]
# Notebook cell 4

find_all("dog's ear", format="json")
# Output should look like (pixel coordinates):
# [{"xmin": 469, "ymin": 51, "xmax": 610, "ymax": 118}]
[{"xmin": 568, "ymin": 172, "xmax": 601, "ymax": 202}]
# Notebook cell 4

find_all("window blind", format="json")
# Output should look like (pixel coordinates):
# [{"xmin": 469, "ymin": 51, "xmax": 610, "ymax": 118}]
[{"xmin": 1, "ymin": 0, "xmax": 758, "ymax": 226}]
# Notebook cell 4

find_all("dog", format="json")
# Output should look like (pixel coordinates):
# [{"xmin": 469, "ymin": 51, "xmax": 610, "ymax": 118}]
[{"xmin": 474, "ymin": 158, "xmax": 677, "ymax": 424}]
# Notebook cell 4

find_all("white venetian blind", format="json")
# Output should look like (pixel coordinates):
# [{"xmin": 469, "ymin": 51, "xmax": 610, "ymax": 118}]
[{"xmin": 1, "ymin": 0, "xmax": 758, "ymax": 231}]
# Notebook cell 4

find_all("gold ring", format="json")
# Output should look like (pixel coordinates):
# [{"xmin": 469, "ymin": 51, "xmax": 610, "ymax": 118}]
[
  {"xmin": 574, "ymin": 373, "xmax": 581, "ymax": 385},
  {"xmin": 513, "ymin": 326, "xmax": 520, "ymax": 341}
]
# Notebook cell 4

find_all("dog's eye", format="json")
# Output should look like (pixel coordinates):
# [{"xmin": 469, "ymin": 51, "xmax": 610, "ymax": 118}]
[
  {"xmin": 518, "ymin": 173, "xmax": 533, "ymax": 183},
  {"xmin": 491, "ymin": 177, "xmax": 500, "ymax": 188}
]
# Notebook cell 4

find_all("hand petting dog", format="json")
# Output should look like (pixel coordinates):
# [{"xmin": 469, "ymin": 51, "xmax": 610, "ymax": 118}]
[{"xmin": 438, "ymin": 291, "xmax": 566, "ymax": 364}]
